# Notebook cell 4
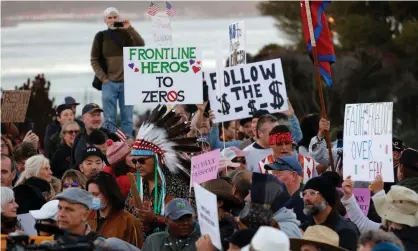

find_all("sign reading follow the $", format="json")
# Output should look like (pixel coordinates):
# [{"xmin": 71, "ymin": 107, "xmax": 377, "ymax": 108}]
[{"xmin": 123, "ymin": 46, "xmax": 203, "ymax": 105}]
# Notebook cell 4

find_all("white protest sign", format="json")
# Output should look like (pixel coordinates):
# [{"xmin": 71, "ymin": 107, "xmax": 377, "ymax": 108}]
[
  {"xmin": 207, "ymin": 59, "xmax": 289, "ymax": 123},
  {"xmin": 124, "ymin": 47, "xmax": 203, "ymax": 105},
  {"xmin": 343, "ymin": 102, "xmax": 394, "ymax": 182},
  {"xmin": 228, "ymin": 21, "xmax": 246, "ymax": 66},
  {"xmin": 151, "ymin": 14, "xmax": 173, "ymax": 46},
  {"xmin": 17, "ymin": 213, "xmax": 37, "ymax": 235},
  {"xmin": 194, "ymin": 183, "xmax": 222, "ymax": 250}
]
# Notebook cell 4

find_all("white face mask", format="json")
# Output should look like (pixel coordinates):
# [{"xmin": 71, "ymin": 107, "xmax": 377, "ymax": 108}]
[{"xmin": 91, "ymin": 197, "xmax": 106, "ymax": 210}]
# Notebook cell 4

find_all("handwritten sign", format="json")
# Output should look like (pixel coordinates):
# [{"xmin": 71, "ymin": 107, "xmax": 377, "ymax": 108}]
[
  {"xmin": 152, "ymin": 14, "xmax": 173, "ymax": 46},
  {"xmin": 207, "ymin": 59, "xmax": 289, "ymax": 123},
  {"xmin": 17, "ymin": 213, "xmax": 37, "ymax": 235},
  {"xmin": 343, "ymin": 102, "xmax": 394, "ymax": 182},
  {"xmin": 194, "ymin": 183, "xmax": 222, "ymax": 250},
  {"xmin": 190, "ymin": 149, "xmax": 220, "ymax": 189},
  {"xmin": 338, "ymin": 188, "xmax": 371, "ymax": 216},
  {"xmin": 228, "ymin": 21, "xmax": 246, "ymax": 66},
  {"xmin": 1, "ymin": 90, "xmax": 31, "ymax": 123},
  {"xmin": 124, "ymin": 47, "xmax": 203, "ymax": 105}
]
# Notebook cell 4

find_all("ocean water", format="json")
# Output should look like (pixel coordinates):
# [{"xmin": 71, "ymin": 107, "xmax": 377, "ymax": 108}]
[{"xmin": 1, "ymin": 16, "xmax": 290, "ymax": 114}]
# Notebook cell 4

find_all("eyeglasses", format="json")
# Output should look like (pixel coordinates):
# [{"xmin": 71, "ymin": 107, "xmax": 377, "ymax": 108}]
[
  {"xmin": 63, "ymin": 182, "xmax": 80, "ymax": 188},
  {"xmin": 300, "ymin": 190, "xmax": 321, "ymax": 198},
  {"xmin": 132, "ymin": 157, "xmax": 152, "ymax": 165},
  {"xmin": 64, "ymin": 130, "xmax": 80, "ymax": 135}
]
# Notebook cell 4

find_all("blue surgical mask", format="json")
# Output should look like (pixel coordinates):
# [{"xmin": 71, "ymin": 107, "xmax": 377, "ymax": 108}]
[{"xmin": 91, "ymin": 197, "xmax": 106, "ymax": 211}]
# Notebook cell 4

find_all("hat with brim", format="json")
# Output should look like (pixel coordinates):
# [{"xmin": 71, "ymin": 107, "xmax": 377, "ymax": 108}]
[
  {"xmin": 290, "ymin": 225, "xmax": 348, "ymax": 251},
  {"xmin": 202, "ymin": 178, "xmax": 242, "ymax": 209},
  {"xmin": 64, "ymin": 96, "xmax": 80, "ymax": 106},
  {"xmin": 290, "ymin": 238, "xmax": 348, "ymax": 251},
  {"xmin": 165, "ymin": 198, "xmax": 194, "ymax": 220}
]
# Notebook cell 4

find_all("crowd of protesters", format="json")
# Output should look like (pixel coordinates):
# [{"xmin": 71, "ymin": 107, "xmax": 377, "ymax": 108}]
[{"xmin": 1, "ymin": 6, "xmax": 418, "ymax": 251}]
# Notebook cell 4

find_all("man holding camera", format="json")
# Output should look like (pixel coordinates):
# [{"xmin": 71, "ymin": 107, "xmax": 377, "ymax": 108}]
[{"xmin": 90, "ymin": 7, "xmax": 145, "ymax": 138}]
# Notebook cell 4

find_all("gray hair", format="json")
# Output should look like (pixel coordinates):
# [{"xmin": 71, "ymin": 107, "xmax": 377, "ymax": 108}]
[
  {"xmin": 60, "ymin": 121, "xmax": 80, "ymax": 144},
  {"xmin": 15, "ymin": 154, "xmax": 49, "ymax": 186},
  {"xmin": 359, "ymin": 230, "xmax": 404, "ymax": 249},
  {"xmin": 1, "ymin": 187, "xmax": 15, "ymax": 213}
]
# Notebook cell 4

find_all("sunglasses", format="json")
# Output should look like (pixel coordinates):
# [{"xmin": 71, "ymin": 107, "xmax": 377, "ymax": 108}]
[
  {"xmin": 132, "ymin": 157, "xmax": 152, "ymax": 165},
  {"xmin": 63, "ymin": 182, "xmax": 80, "ymax": 188},
  {"xmin": 64, "ymin": 130, "xmax": 80, "ymax": 135},
  {"xmin": 232, "ymin": 157, "xmax": 246, "ymax": 164}
]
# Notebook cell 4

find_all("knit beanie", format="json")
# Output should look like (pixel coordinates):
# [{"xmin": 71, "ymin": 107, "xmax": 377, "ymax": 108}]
[
  {"xmin": 303, "ymin": 175, "xmax": 337, "ymax": 207},
  {"xmin": 106, "ymin": 139, "xmax": 131, "ymax": 166}
]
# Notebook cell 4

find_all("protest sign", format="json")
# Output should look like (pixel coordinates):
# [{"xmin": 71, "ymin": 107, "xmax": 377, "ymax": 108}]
[
  {"xmin": 228, "ymin": 21, "xmax": 246, "ymax": 66},
  {"xmin": 337, "ymin": 188, "xmax": 371, "ymax": 216},
  {"xmin": 190, "ymin": 149, "xmax": 220, "ymax": 189},
  {"xmin": 1, "ymin": 90, "xmax": 31, "ymax": 123},
  {"xmin": 17, "ymin": 213, "xmax": 37, "ymax": 235},
  {"xmin": 343, "ymin": 102, "xmax": 394, "ymax": 182},
  {"xmin": 151, "ymin": 14, "xmax": 173, "ymax": 46},
  {"xmin": 124, "ymin": 47, "xmax": 203, "ymax": 105},
  {"xmin": 207, "ymin": 59, "xmax": 289, "ymax": 123},
  {"xmin": 194, "ymin": 183, "xmax": 222, "ymax": 250}
]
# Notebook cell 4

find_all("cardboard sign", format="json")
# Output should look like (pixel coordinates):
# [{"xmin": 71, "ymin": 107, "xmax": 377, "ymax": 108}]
[
  {"xmin": 152, "ymin": 14, "xmax": 173, "ymax": 46},
  {"xmin": 190, "ymin": 149, "xmax": 220, "ymax": 189},
  {"xmin": 17, "ymin": 213, "xmax": 37, "ymax": 235},
  {"xmin": 207, "ymin": 59, "xmax": 289, "ymax": 123},
  {"xmin": 338, "ymin": 188, "xmax": 371, "ymax": 216},
  {"xmin": 343, "ymin": 102, "xmax": 394, "ymax": 182},
  {"xmin": 1, "ymin": 90, "xmax": 31, "ymax": 123},
  {"xmin": 228, "ymin": 21, "xmax": 246, "ymax": 66},
  {"xmin": 194, "ymin": 183, "xmax": 222, "ymax": 250},
  {"xmin": 124, "ymin": 46, "xmax": 203, "ymax": 105}
]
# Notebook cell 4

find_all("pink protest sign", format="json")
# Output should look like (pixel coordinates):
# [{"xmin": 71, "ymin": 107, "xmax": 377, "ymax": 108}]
[
  {"xmin": 338, "ymin": 187, "xmax": 371, "ymax": 216},
  {"xmin": 190, "ymin": 149, "xmax": 220, "ymax": 189}
]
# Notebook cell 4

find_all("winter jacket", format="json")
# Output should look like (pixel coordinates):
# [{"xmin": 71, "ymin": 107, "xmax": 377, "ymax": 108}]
[
  {"xmin": 51, "ymin": 144, "xmax": 72, "ymax": 179},
  {"xmin": 301, "ymin": 210, "xmax": 360, "ymax": 251},
  {"xmin": 273, "ymin": 207, "xmax": 302, "ymax": 238},
  {"xmin": 142, "ymin": 229, "xmax": 200, "ymax": 251},
  {"xmin": 393, "ymin": 226, "xmax": 418, "ymax": 251},
  {"xmin": 87, "ymin": 209, "xmax": 142, "ymax": 247}
]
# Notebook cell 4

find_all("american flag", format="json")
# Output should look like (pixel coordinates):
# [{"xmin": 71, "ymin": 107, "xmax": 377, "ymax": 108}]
[
  {"xmin": 102, "ymin": 120, "xmax": 128, "ymax": 142},
  {"xmin": 165, "ymin": 1, "xmax": 176, "ymax": 17},
  {"xmin": 147, "ymin": 1, "xmax": 159, "ymax": 16},
  {"xmin": 115, "ymin": 128, "xmax": 128, "ymax": 142}
]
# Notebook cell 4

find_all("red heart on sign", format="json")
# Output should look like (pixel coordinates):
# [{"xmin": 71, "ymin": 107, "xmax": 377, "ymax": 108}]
[
  {"xmin": 192, "ymin": 65, "xmax": 201, "ymax": 73},
  {"xmin": 134, "ymin": 68, "xmax": 139, "ymax": 72},
  {"xmin": 197, "ymin": 61, "xmax": 201, "ymax": 65}
]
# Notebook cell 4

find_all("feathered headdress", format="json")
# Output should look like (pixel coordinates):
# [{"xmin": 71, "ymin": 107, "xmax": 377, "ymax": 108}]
[{"xmin": 132, "ymin": 104, "xmax": 201, "ymax": 175}]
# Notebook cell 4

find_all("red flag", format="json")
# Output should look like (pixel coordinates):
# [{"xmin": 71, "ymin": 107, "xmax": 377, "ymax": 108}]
[{"xmin": 301, "ymin": 1, "xmax": 335, "ymax": 87}]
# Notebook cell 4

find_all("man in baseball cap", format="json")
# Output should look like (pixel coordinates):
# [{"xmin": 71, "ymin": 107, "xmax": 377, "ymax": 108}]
[
  {"xmin": 78, "ymin": 146, "xmax": 105, "ymax": 179},
  {"xmin": 142, "ymin": 198, "xmax": 199, "ymax": 250},
  {"xmin": 397, "ymin": 148, "xmax": 418, "ymax": 192},
  {"xmin": 30, "ymin": 200, "xmax": 59, "ymax": 236}
]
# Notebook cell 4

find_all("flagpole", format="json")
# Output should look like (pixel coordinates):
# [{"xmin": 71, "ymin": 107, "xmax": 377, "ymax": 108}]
[{"xmin": 304, "ymin": 0, "xmax": 335, "ymax": 172}]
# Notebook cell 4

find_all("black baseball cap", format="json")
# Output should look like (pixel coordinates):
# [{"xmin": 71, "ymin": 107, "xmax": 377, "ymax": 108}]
[
  {"xmin": 81, "ymin": 146, "xmax": 105, "ymax": 162},
  {"xmin": 253, "ymin": 109, "xmax": 269, "ymax": 119},
  {"xmin": 82, "ymin": 103, "xmax": 103, "ymax": 116},
  {"xmin": 393, "ymin": 137, "xmax": 404, "ymax": 152},
  {"xmin": 56, "ymin": 104, "xmax": 73, "ymax": 116},
  {"xmin": 400, "ymin": 148, "xmax": 418, "ymax": 171},
  {"xmin": 64, "ymin": 96, "xmax": 80, "ymax": 106}
]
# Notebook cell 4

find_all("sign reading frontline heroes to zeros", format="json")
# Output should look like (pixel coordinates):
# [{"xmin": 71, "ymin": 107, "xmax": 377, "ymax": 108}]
[{"xmin": 123, "ymin": 47, "xmax": 203, "ymax": 105}]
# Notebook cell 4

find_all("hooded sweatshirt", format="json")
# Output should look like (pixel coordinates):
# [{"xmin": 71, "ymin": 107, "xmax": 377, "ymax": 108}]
[{"xmin": 273, "ymin": 207, "xmax": 302, "ymax": 238}]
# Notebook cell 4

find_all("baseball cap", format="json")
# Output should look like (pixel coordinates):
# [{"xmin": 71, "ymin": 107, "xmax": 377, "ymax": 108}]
[
  {"xmin": 393, "ymin": 137, "xmax": 404, "ymax": 151},
  {"xmin": 221, "ymin": 146, "xmax": 248, "ymax": 161},
  {"xmin": 56, "ymin": 104, "xmax": 73, "ymax": 116},
  {"xmin": 165, "ymin": 198, "xmax": 194, "ymax": 220},
  {"xmin": 29, "ymin": 200, "xmax": 59, "ymax": 221},
  {"xmin": 81, "ymin": 146, "xmax": 105, "ymax": 163},
  {"xmin": 400, "ymin": 148, "xmax": 418, "ymax": 171},
  {"xmin": 104, "ymin": 7, "xmax": 119, "ymax": 17},
  {"xmin": 55, "ymin": 188, "xmax": 93, "ymax": 209},
  {"xmin": 82, "ymin": 103, "xmax": 103, "ymax": 116},
  {"xmin": 241, "ymin": 226, "xmax": 290, "ymax": 251},
  {"xmin": 64, "ymin": 96, "xmax": 80, "ymax": 106},
  {"xmin": 253, "ymin": 109, "xmax": 269, "ymax": 119},
  {"xmin": 264, "ymin": 155, "xmax": 303, "ymax": 176}
]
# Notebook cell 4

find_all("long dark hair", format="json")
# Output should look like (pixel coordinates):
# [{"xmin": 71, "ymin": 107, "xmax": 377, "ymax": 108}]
[{"xmin": 86, "ymin": 172, "xmax": 125, "ymax": 211}]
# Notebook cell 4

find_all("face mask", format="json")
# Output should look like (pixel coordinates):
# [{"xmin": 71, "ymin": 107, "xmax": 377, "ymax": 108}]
[{"xmin": 91, "ymin": 197, "xmax": 106, "ymax": 211}]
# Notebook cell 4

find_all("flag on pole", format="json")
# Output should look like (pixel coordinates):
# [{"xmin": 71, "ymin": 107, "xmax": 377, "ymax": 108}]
[
  {"xmin": 102, "ymin": 121, "xmax": 128, "ymax": 142},
  {"xmin": 147, "ymin": 1, "xmax": 159, "ymax": 16},
  {"xmin": 301, "ymin": 0, "xmax": 335, "ymax": 87},
  {"xmin": 166, "ymin": 2, "xmax": 176, "ymax": 17}
]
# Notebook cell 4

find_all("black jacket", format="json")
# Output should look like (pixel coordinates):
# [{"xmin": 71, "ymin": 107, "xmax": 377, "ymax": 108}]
[
  {"xmin": 71, "ymin": 127, "xmax": 118, "ymax": 168},
  {"xmin": 394, "ymin": 226, "xmax": 418, "ymax": 251},
  {"xmin": 51, "ymin": 144, "xmax": 72, "ymax": 179},
  {"xmin": 302, "ymin": 210, "xmax": 360, "ymax": 251}
]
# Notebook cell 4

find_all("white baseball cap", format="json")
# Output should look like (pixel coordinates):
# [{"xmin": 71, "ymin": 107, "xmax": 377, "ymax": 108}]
[
  {"xmin": 104, "ymin": 7, "xmax": 119, "ymax": 17},
  {"xmin": 241, "ymin": 226, "xmax": 290, "ymax": 251},
  {"xmin": 29, "ymin": 200, "xmax": 59, "ymax": 221}
]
